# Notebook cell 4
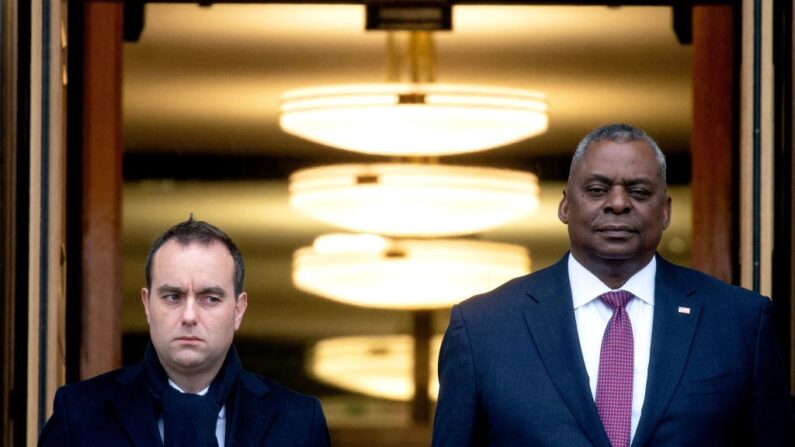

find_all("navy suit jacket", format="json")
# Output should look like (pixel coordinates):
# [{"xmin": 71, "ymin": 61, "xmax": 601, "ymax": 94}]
[
  {"xmin": 432, "ymin": 254, "xmax": 794, "ymax": 446},
  {"xmin": 38, "ymin": 360, "xmax": 330, "ymax": 447}
]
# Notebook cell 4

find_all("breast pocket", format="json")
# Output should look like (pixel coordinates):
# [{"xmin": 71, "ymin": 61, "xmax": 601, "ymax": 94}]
[{"xmin": 680, "ymin": 370, "xmax": 733, "ymax": 395}]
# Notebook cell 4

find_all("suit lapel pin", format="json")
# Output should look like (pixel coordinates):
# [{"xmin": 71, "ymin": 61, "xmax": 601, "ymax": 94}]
[{"xmin": 678, "ymin": 306, "xmax": 691, "ymax": 315}]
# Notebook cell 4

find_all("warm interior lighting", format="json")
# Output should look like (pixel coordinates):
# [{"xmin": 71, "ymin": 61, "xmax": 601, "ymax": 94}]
[
  {"xmin": 293, "ymin": 234, "xmax": 531, "ymax": 309},
  {"xmin": 307, "ymin": 335, "xmax": 442, "ymax": 401},
  {"xmin": 280, "ymin": 83, "xmax": 548, "ymax": 156},
  {"xmin": 289, "ymin": 163, "xmax": 540, "ymax": 237}
]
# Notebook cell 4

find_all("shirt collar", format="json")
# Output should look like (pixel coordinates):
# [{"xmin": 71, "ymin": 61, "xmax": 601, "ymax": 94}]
[
  {"xmin": 568, "ymin": 253, "xmax": 656, "ymax": 309},
  {"xmin": 168, "ymin": 379, "xmax": 209, "ymax": 396}
]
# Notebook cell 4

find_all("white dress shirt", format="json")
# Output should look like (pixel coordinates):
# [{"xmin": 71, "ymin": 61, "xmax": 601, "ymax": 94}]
[
  {"xmin": 157, "ymin": 380, "xmax": 227, "ymax": 446},
  {"xmin": 568, "ymin": 253, "xmax": 655, "ymax": 443}
]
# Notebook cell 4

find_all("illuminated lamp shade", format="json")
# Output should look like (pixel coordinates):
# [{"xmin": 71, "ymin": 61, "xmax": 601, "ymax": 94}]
[
  {"xmin": 279, "ymin": 83, "xmax": 548, "ymax": 156},
  {"xmin": 289, "ymin": 163, "xmax": 540, "ymax": 237},
  {"xmin": 307, "ymin": 335, "xmax": 442, "ymax": 401},
  {"xmin": 293, "ymin": 234, "xmax": 531, "ymax": 309}
]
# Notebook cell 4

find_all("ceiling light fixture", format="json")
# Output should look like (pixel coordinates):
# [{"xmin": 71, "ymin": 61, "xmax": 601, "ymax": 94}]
[
  {"xmin": 293, "ymin": 233, "xmax": 531, "ymax": 309},
  {"xmin": 279, "ymin": 31, "xmax": 548, "ymax": 156},
  {"xmin": 289, "ymin": 163, "xmax": 539, "ymax": 237},
  {"xmin": 307, "ymin": 335, "xmax": 442, "ymax": 401},
  {"xmin": 280, "ymin": 83, "xmax": 548, "ymax": 156}
]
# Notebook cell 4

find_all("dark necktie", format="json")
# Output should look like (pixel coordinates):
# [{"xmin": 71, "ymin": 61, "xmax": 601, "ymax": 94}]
[{"xmin": 595, "ymin": 290, "xmax": 634, "ymax": 447}]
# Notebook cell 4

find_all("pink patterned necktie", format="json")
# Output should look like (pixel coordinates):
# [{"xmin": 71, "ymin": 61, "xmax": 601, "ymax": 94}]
[{"xmin": 595, "ymin": 290, "xmax": 634, "ymax": 447}]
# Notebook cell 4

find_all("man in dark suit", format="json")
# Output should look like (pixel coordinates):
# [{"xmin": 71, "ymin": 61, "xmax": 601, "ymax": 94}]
[
  {"xmin": 39, "ymin": 218, "xmax": 330, "ymax": 446},
  {"xmin": 432, "ymin": 124, "xmax": 794, "ymax": 446}
]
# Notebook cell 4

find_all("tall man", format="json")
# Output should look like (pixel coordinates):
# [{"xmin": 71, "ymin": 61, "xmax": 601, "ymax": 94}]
[
  {"xmin": 40, "ymin": 218, "xmax": 330, "ymax": 446},
  {"xmin": 432, "ymin": 124, "xmax": 794, "ymax": 446}
]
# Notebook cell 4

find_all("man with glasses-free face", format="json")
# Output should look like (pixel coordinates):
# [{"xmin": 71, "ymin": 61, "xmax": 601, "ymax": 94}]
[
  {"xmin": 432, "ymin": 124, "xmax": 794, "ymax": 446},
  {"xmin": 40, "ymin": 218, "xmax": 330, "ymax": 447}
]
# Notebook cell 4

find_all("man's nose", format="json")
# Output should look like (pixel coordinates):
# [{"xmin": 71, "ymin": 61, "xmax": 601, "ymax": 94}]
[
  {"xmin": 181, "ymin": 297, "xmax": 198, "ymax": 325},
  {"xmin": 604, "ymin": 187, "xmax": 631, "ymax": 213}
]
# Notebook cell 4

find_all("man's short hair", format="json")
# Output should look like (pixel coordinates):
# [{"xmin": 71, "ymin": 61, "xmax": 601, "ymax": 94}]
[
  {"xmin": 145, "ymin": 217, "xmax": 245, "ymax": 296},
  {"xmin": 569, "ymin": 123, "xmax": 667, "ymax": 187}
]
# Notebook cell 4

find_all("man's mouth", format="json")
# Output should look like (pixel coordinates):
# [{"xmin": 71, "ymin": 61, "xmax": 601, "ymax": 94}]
[
  {"xmin": 597, "ymin": 225, "xmax": 635, "ymax": 238},
  {"xmin": 176, "ymin": 336, "xmax": 202, "ymax": 343}
]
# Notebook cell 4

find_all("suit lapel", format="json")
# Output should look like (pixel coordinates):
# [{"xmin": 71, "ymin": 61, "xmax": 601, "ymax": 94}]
[
  {"xmin": 521, "ymin": 256, "xmax": 612, "ymax": 447},
  {"xmin": 228, "ymin": 373, "xmax": 277, "ymax": 446},
  {"xmin": 109, "ymin": 365, "xmax": 164, "ymax": 447},
  {"xmin": 631, "ymin": 258, "xmax": 701, "ymax": 447}
]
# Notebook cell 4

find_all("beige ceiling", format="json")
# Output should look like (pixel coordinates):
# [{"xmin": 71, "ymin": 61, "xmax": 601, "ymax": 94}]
[
  {"xmin": 123, "ymin": 4, "xmax": 693, "ymax": 157},
  {"xmin": 121, "ymin": 4, "xmax": 694, "ymax": 341}
]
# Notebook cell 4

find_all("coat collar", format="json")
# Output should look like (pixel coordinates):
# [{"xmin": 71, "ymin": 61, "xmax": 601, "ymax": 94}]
[
  {"xmin": 109, "ymin": 360, "xmax": 277, "ymax": 447},
  {"xmin": 520, "ymin": 253, "xmax": 702, "ymax": 447},
  {"xmin": 227, "ymin": 371, "xmax": 277, "ymax": 446},
  {"xmin": 521, "ymin": 254, "xmax": 612, "ymax": 447},
  {"xmin": 110, "ymin": 364, "xmax": 164, "ymax": 447},
  {"xmin": 631, "ymin": 256, "xmax": 701, "ymax": 447}
]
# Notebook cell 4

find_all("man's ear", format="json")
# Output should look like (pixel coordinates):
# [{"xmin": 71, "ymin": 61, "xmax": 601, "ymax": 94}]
[
  {"xmin": 234, "ymin": 292, "xmax": 248, "ymax": 331},
  {"xmin": 141, "ymin": 288, "xmax": 151, "ymax": 324},
  {"xmin": 558, "ymin": 190, "xmax": 569, "ymax": 224},
  {"xmin": 661, "ymin": 195, "xmax": 672, "ymax": 230}
]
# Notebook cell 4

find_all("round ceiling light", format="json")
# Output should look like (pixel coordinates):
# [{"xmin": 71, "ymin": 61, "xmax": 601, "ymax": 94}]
[
  {"xmin": 289, "ymin": 163, "xmax": 540, "ymax": 237},
  {"xmin": 306, "ymin": 335, "xmax": 442, "ymax": 401},
  {"xmin": 293, "ymin": 234, "xmax": 531, "ymax": 309},
  {"xmin": 280, "ymin": 83, "xmax": 548, "ymax": 156}
]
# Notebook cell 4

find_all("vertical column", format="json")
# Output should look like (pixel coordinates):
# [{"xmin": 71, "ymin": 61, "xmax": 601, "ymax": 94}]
[
  {"xmin": 771, "ymin": 0, "xmax": 795, "ymax": 398},
  {"xmin": 1, "ymin": 2, "xmax": 22, "ymax": 446},
  {"xmin": 80, "ymin": 0, "xmax": 123, "ymax": 380},
  {"xmin": 691, "ymin": 6, "xmax": 735, "ymax": 282},
  {"xmin": 739, "ymin": 0, "xmax": 774, "ymax": 296},
  {"xmin": 411, "ymin": 310, "xmax": 432, "ymax": 425},
  {"xmin": 28, "ymin": 0, "xmax": 66, "ymax": 442}
]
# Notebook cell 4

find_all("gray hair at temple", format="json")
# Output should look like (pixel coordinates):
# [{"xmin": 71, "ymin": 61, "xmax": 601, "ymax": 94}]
[{"xmin": 569, "ymin": 123, "xmax": 667, "ymax": 188}]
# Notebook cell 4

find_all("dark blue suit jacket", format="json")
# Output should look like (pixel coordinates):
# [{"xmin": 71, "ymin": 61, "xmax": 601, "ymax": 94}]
[
  {"xmin": 38, "ymin": 361, "xmax": 330, "ymax": 446},
  {"xmin": 432, "ymin": 254, "xmax": 794, "ymax": 446}
]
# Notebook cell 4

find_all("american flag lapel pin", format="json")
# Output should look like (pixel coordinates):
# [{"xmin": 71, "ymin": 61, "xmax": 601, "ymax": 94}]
[{"xmin": 678, "ymin": 306, "xmax": 691, "ymax": 315}]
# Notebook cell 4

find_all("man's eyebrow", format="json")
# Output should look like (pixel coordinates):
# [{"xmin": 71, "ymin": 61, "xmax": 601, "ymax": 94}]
[
  {"xmin": 585, "ymin": 174, "xmax": 652, "ymax": 185},
  {"xmin": 585, "ymin": 174, "xmax": 612, "ymax": 183},
  {"xmin": 156, "ymin": 284, "xmax": 184, "ymax": 295},
  {"xmin": 624, "ymin": 177, "xmax": 653, "ymax": 186},
  {"xmin": 197, "ymin": 286, "xmax": 226, "ymax": 297}
]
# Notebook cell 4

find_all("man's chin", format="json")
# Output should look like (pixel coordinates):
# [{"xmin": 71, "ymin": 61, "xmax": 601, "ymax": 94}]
[
  {"xmin": 590, "ymin": 238, "xmax": 642, "ymax": 256},
  {"xmin": 592, "ymin": 246, "xmax": 639, "ymax": 262},
  {"xmin": 597, "ymin": 252, "xmax": 635, "ymax": 261},
  {"xmin": 170, "ymin": 352, "xmax": 206, "ymax": 370},
  {"xmin": 592, "ymin": 247, "xmax": 659, "ymax": 267}
]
